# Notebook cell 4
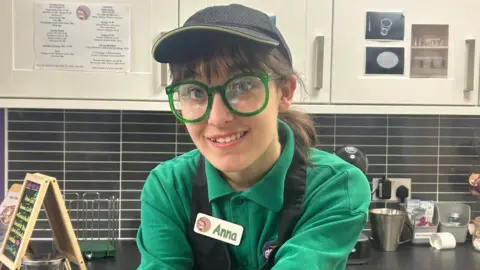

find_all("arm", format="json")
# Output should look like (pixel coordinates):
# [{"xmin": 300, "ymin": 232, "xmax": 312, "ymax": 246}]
[
  {"xmin": 136, "ymin": 170, "xmax": 193, "ymax": 270},
  {"xmin": 273, "ymin": 167, "xmax": 371, "ymax": 270}
]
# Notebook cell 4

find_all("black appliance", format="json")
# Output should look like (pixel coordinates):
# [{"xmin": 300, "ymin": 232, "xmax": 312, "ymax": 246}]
[
  {"xmin": 347, "ymin": 233, "xmax": 371, "ymax": 265},
  {"xmin": 334, "ymin": 146, "xmax": 372, "ymax": 265}
]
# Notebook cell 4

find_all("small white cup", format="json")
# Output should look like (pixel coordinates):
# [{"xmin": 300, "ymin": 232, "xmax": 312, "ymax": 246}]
[{"xmin": 429, "ymin": 232, "xmax": 456, "ymax": 250}]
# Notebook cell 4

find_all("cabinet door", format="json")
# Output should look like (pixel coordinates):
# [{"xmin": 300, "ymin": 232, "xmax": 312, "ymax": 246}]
[
  {"xmin": 0, "ymin": 0, "xmax": 12, "ymax": 95},
  {"xmin": 331, "ymin": 0, "xmax": 480, "ymax": 105},
  {"xmin": 6, "ymin": 0, "xmax": 178, "ymax": 101},
  {"xmin": 179, "ymin": 0, "xmax": 309, "ymax": 103}
]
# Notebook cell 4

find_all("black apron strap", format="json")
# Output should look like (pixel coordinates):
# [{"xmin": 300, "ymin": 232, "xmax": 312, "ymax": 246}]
[
  {"xmin": 260, "ymin": 151, "xmax": 307, "ymax": 269},
  {"xmin": 186, "ymin": 155, "xmax": 231, "ymax": 270}
]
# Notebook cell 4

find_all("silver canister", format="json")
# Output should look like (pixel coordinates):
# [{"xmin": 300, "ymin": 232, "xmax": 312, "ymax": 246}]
[{"xmin": 370, "ymin": 208, "xmax": 411, "ymax": 251}]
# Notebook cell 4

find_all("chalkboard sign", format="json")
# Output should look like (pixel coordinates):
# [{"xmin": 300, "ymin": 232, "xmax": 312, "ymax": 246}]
[
  {"xmin": 2, "ymin": 181, "xmax": 40, "ymax": 262},
  {"xmin": 0, "ymin": 173, "xmax": 86, "ymax": 270}
]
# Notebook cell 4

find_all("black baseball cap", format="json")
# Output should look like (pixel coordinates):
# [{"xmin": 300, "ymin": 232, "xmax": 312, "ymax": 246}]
[{"xmin": 151, "ymin": 4, "xmax": 292, "ymax": 65}]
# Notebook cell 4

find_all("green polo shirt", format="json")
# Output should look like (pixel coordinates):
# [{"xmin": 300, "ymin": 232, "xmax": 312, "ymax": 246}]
[{"xmin": 136, "ymin": 120, "xmax": 371, "ymax": 270}]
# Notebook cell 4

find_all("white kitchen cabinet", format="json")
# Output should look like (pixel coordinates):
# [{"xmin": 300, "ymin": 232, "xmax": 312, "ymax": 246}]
[
  {"xmin": 179, "ymin": 0, "xmax": 332, "ymax": 104},
  {"xmin": 331, "ymin": 0, "xmax": 480, "ymax": 106},
  {"xmin": 0, "ymin": 1, "xmax": 12, "ymax": 95},
  {"xmin": 2, "ymin": 0, "xmax": 178, "ymax": 101}
]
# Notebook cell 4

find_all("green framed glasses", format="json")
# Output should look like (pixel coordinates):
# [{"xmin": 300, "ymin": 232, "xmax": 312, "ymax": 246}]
[{"xmin": 165, "ymin": 72, "xmax": 271, "ymax": 123}]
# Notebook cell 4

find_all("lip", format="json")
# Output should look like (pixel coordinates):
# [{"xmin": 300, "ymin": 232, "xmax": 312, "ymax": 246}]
[
  {"xmin": 206, "ymin": 131, "xmax": 249, "ymax": 149},
  {"xmin": 206, "ymin": 131, "xmax": 248, "ymax": 140}
]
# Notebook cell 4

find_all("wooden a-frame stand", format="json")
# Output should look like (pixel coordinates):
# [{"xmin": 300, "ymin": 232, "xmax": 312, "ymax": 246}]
[{"xmin": 0, "ymin": 173, "xmax": 86, "ymax": 270}]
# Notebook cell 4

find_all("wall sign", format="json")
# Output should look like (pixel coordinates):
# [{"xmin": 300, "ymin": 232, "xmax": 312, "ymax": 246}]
[
  {"xmin": 34, "ymin": 2, "xmax": 132, "ymax": 72},
  {"xmin": 365, "ymin": 47, "xmax": 404, "ymax": 75},
  {"xmin": 365, "ymin": 11, "xmax": 405, "ymax": 40}
]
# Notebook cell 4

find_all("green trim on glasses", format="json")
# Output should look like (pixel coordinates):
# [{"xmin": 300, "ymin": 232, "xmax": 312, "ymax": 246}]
[{"xmin": 166, "ymin": 72, "xmax": 271, "ymax": 123}]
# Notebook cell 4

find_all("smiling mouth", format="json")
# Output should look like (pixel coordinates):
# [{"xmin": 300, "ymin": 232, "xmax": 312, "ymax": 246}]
[{"xmin": 207, "ymin": 131, "xmax": 248, "ymax": 143}]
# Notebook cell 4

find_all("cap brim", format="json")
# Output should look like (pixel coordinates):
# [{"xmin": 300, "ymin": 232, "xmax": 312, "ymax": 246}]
[{"xmin": 152, "ymin": 25, "xmax": 280, "ymax": 63}]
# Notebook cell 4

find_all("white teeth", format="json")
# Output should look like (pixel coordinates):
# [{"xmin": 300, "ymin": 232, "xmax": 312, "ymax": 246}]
[{"xmin": 210, "ymin": 132, "xmax": 246, "ymax": 143}]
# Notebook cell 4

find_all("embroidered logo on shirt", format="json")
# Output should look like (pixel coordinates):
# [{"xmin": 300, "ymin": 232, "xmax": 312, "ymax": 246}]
[
  {"xmin": 262, "ymin": 238, "xmax": 278, "ymax": 260},
  {"xmin": 196, "ymin": 217, "xmax": 211, "ymax": 233}
]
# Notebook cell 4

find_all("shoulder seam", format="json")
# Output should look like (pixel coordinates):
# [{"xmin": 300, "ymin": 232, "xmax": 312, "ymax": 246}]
[
  {"xmin": 344, "ymin": 169, "xmax": 352, "ymax": 211},
  {"xmin": 308, "ymin": 148, "xmax": 360, "ymax": 175},
  {"xmin": 307, "ymin": 166, "xmax": 362, "ymax": 214}
]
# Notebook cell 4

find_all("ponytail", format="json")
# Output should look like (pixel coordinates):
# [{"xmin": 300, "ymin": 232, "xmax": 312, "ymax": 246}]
[{"xmin": 279, "ymin": 109, "xmax": 317, "ymax": 166}]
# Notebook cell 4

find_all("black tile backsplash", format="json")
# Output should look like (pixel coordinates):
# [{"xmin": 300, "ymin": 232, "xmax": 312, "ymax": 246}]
[{"xmin": 5, "ymin": 109, "xmax": 480, "ymax": 239}]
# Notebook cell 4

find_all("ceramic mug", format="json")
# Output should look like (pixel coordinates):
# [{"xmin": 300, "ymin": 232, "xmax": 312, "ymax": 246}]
[{"xmin": 429, "ymin": 232, "xmax": 456, "ymax": 250}]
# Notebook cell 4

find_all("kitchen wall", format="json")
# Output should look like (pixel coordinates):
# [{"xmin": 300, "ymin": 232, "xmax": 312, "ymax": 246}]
[
  {"xmin": 3, "ymin": 108, "xmax": 480, "ymax": 240},
  {"xmin": 0, "ymin": 109, "xmax": 4, "ymax": 199}
]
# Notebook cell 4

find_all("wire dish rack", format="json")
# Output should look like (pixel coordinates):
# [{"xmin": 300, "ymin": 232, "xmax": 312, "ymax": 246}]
[{"xmin": 63, "ymin": 192, "xmax": 119, "ymax": 260}]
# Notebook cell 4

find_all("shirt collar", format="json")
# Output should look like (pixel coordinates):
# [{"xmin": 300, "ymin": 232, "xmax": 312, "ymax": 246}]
[{"xmin": 204, "ymin": 120, "xmax": 295, "ymax": 212}]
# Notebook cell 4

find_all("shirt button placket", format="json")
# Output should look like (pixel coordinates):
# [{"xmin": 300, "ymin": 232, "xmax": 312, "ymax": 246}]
[
  {"xmin": 237, "ymin": 199, "xmax": 244, "ymax": 206},
  {"xmin": 233, "ymin": 197, "xmax": 247, "ymax": 269},
  {"xmin": 230, "ymin": 198, "xmax": 242, "ymax": 230}
]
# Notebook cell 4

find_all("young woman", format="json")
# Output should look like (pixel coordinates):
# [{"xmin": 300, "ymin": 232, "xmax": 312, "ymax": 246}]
[{"xmin": 137, "ymin": 4, "xmax": 371, "ymax": 270}]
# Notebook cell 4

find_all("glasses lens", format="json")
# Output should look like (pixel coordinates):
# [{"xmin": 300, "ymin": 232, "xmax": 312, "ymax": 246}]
[
  {"xmin": 173, "ymin": 83, "xmax": 208, "ymax": 121},
  {"xmin": 225, "ymin": 76, "xmax": 266, "ymax": 114}
]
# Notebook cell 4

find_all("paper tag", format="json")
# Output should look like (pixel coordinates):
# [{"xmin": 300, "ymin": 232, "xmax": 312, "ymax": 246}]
[
  {"xmin": 414, "ymin": 232, "xmax": 435, "ymax": 239},
  {"xmin": 194, "ymin": 213, "xmax": 244, "ymax": 246}
]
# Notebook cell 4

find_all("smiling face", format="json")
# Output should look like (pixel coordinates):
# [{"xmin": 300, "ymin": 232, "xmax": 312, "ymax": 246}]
[
  {"xmin": 184, "ymin": 69, "xmax": 284, "ymax": 173},
  {"xmin": 169, "ymin": 41, "xmax": 296, "ymax": 186}
]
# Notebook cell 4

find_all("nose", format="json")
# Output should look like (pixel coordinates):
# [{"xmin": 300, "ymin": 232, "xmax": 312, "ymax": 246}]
[{"xmin": 208, "ymin": 93, "xmax": 234, "ymax": 125}]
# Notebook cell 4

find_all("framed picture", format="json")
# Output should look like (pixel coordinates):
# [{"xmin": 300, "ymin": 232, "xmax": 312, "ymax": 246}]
[
  {"xmin": 365, "ymin": 11, "xmax": 405, "ymax": 40},
  {"xmin": 365, "ymin": 47, "xmax": 404, "ymax": 75}
]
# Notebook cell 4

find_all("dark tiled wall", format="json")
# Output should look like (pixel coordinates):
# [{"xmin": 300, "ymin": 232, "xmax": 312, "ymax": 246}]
[
  {"xmin": 5, "ymin": 109, "xmax": 480, "ymax": 239},
  {"xmin": 316, "ymin": 114, "xmax": 480, "ymax": 232}
]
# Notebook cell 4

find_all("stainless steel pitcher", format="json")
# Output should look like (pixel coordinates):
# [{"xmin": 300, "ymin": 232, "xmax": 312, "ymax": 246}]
[{"xmin": 370, "ymin": 208, "xmax": 412, "ymax": 251}]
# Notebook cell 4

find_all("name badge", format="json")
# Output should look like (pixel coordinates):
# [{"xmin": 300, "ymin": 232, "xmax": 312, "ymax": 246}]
[{"xmin": 194, "ymin": 213, "xmax": 244, "ymax": 246}]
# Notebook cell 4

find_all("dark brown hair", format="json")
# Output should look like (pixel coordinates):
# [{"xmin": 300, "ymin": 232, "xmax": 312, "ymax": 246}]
[{"xmin": 169, "ymin": 36, "xmax": 318, "ymax": 166}]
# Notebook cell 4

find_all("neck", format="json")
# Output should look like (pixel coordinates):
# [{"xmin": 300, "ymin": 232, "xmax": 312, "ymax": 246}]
[{"xmin": 223, "ymin": 137, "xmax": 282, "ymax": 191}]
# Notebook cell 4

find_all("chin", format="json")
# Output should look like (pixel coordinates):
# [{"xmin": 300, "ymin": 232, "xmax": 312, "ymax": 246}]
[{"xmin": 207, "ymin": 154, "xmax": 252, "ymax": 173}]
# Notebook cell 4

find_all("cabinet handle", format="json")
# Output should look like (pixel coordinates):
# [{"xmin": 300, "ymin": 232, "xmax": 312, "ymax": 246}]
[
  {"xmin": 157, "ymin": 31, "xmax": 168, "ymax": 88},
  {"xmin": 313, "ymin": 35, "xmax": 325, "ymax": 90},
  {"xmin": 160, "ymin": 63, "xmax": 168, "ymax": 87},
  {"xmin": 464, "ymin": 38, "xmax": 475, "ymax": 93}
]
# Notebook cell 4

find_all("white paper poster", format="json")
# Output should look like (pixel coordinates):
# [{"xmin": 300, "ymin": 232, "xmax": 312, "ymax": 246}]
[
  {"xmin": 34, "ymin": 2, "xmax": 131, "ymax": 72},
  {"xmin": 0, "ymin": 190, "xmax": 20, "ymax": 242}
]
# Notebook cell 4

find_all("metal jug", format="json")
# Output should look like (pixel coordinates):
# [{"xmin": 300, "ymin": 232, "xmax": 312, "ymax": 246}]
[{"xmin": 370, "ymin": 208, "xmax": 412, "ymax": 251}]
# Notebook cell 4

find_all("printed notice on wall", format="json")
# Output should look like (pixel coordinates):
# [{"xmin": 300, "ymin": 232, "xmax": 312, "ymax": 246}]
[{"xmin": 34, "ymin": 3, "xmax": 131, "ymax": 72}]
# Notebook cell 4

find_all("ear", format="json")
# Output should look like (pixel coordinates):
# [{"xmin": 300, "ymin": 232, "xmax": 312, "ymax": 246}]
[{"xmin": 278, "ymin": 76, "xmax": 296, "ymax": 112}]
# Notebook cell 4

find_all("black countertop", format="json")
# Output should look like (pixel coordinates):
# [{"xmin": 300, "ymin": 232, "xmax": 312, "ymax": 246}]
[
  {"xmin": 347, "ymin": 243, "xmax": 480, "ymax": 270},
  {"xmin": 24, "ymin": 241, "xmax": 480, "ymax": 269}
]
